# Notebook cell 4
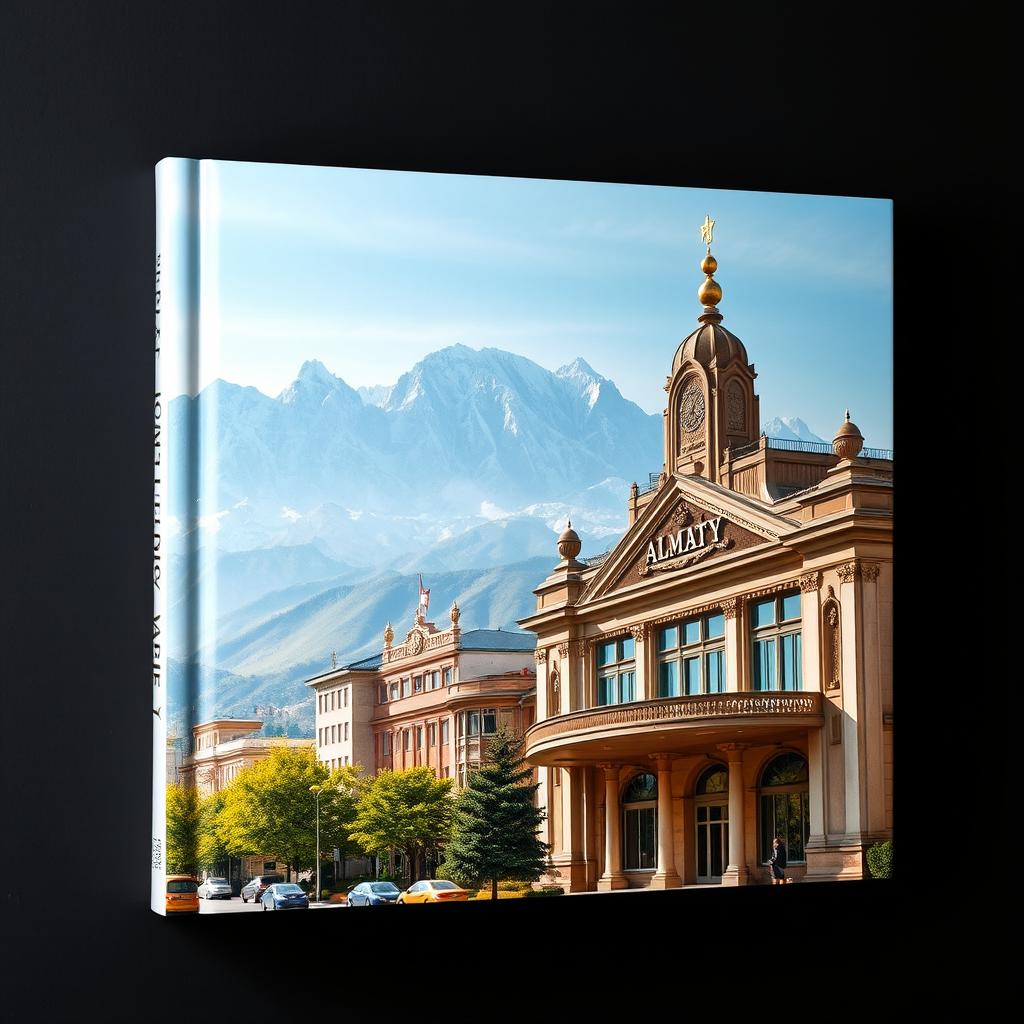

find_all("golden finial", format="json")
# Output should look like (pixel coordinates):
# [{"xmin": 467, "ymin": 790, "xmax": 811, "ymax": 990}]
[
  {"xmin": 450, "ymin": 599, "xmax": 461, "ymax": 627},
  {"xmin": 383, "ymin": 621, "xmax": 394, "ymax": 648},
  {"xmin": 697, "ymin": 215, "xmax": 722, "ymax": 324},
  {"xmin": 700, "ymin": 214, "xmax": 715, "ymax": 250}
]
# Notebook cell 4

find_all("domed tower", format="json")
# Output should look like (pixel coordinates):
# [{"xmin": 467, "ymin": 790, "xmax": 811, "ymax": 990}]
[{"xmin": 664, "ymin": 216, "xmax": 760, "ymax": 482}]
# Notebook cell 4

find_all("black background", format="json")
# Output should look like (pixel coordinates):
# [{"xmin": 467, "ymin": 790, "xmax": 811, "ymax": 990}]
[{"xmin": 0, "ymin": 2, "xmax": 988, "ymax": 1016}]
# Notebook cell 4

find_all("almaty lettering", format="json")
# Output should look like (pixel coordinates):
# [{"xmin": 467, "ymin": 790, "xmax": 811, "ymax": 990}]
[{"xmin": 646, "ymin": 516, "xmax": 725, "ymax": 567}]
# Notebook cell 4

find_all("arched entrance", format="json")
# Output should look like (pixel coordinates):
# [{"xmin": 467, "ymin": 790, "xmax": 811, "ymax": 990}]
[
  {"xmin": 695, "ymin": 763, "xmax": 729, "ymax": 882},
  {"xmin": 758, "ymin": 752, "xmax": 810, "ymax": 868}
]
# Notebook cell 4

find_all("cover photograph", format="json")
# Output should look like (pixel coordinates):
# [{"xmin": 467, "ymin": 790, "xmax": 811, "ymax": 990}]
[{"xmin": 152, "ymin": 159, "xmax": 893, "ymax": 915}]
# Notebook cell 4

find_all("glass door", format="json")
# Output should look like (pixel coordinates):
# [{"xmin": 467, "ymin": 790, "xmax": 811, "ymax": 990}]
[{"xmin": 696, "ymin": 803, "xmax": 729, "ymax": 882}]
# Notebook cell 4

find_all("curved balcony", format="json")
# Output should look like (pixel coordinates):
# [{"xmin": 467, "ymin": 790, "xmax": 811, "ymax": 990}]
[{"xmin": 523, "ymin": 690, "xmax": 824, "ymax": 765}]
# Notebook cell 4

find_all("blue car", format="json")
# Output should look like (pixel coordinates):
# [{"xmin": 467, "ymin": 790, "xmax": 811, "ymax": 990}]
[
  {"xmin": 347, "ymin": 881, "xmax": 401, "ymax": 906},
  {"xmin": 260, "ymin": 883, "xmax": 310, "ymax": 911}
]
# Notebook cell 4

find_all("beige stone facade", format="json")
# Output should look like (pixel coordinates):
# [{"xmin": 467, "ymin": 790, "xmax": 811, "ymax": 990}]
[
  {"xmin": 308, "ymin": 605, "xmax": 537, "ymax": 787},
  {"xmin": 520, "ymin": 247, "xmax": 892, "ymax": 890}
]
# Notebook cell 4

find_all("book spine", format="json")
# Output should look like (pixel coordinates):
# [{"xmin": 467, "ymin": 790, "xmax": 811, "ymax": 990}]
[{"xmin": 152, "ymin": 158, "xmax": 201, "ymax": 914}]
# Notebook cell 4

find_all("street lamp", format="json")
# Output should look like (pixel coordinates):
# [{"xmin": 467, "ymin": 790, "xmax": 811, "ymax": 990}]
[{"xmin": 309, "ymin": 784, "xmax": 323, "ymax": 903}]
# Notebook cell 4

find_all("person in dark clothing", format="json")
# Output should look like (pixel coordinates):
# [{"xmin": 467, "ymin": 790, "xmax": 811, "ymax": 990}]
[{"xmin": 770, "ymin": 836, "xmax": 787, "ymax": 884}]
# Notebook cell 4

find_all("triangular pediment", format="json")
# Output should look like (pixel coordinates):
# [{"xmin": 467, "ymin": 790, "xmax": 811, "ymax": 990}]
[{"xmin": 584, "ymin": 474, "xmax": 795, "ymax": 600}]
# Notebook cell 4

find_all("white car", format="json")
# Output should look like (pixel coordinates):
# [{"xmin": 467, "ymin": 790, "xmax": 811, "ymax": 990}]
[{"xmin": 197, "ymin": 876, "xmax": 233, "ymax": 900}]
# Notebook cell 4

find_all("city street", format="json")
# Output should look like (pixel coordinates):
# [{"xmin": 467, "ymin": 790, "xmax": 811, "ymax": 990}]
[{"xmin": 198, "ymin": 897, "xmax": 346, "ymax": 914}]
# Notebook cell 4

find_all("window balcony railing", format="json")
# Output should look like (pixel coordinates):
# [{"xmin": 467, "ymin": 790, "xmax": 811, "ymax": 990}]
[{"xmin": 730, "ymin": 437, "xmax": 893, "ymax": 461}]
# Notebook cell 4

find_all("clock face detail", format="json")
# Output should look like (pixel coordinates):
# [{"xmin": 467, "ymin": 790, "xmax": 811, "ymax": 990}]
[{"xmin": 679, "ymin": 382, "xmax": 706, "ymax": 433}]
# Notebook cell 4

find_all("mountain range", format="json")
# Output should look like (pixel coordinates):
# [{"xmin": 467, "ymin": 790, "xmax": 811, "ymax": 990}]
[{"xmin": 166, "ymin": 344, "xmax": 826, "ymax": 734}]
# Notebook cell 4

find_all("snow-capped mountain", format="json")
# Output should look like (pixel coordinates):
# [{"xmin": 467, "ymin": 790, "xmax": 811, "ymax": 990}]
[
  {"xmin": 168, "ymin": 345, "xmax": 661, "ymax": 558},
  {"xmin": 762, "ymin": 416, "xmax": 826, "ymax": 444}
]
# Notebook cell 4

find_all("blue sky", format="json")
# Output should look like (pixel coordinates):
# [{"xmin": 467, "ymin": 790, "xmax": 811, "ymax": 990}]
[{"xmin": 171, "ymin": 159, "xmax": 892, "ymax": 449}]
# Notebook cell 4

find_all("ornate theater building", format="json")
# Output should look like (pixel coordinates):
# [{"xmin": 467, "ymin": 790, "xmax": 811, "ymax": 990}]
[{"xmin": 520, "ymin": 228, "xmax": 892, "ymax": 889}]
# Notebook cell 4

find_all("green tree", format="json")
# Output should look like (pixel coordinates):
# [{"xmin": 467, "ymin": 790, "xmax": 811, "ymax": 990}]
[
  {"xmin": 166, "ymin": 782, "xmax": 202, "ymax": 875},
  {"xmin": 349, "ymin": 767, "xmax": 454, "ymax": 883},
  {"xmin": 217, "ymin": 745, "xmax": 362, "ymax": 879},
  {"xmin": 445, "ymin": 726, "xmax": 548, "ymax": 901},
  {"xmin": 197, "ymin": 792, "xmax": 229, "ymax": 873}
]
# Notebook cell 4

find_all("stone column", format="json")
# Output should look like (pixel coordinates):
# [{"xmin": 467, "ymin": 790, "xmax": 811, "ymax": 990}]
[
  {"xmin": 718, "ymin": 743, "xmax": 748, "ymax": 885},
  {"xmin": 630, "ymin": 624, "xmax": 647, "ymax": 701},
  {"xmin": 799, "ymin": 571, "xmax": 822, "ymax": 692},
  {"xmin": 722, "ymin": 598, "xmax": 740, "ymax": 692},
  {"xmin": 565, "ymin": 766, "xmax": 587, "ymax": 891},
  {"xmin": 597, "ymin": 764, "xmax": 627, "ymax": 890},
  {"xmin": 860, "ymin": 563, "xmax": 886, "ymax": 836},
  {"xmin": 648, "ymin": 754, "xmax": 681, "ymax": 889},
  {"xmin": 838, "ymin": 560, "xmax": 863, "ymax": 838}
]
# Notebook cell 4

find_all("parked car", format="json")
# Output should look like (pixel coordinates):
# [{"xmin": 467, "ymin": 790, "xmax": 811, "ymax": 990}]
[
  {"xmin": 197, "ymin": 877, "xmax": 232, "ymax": 900},
  {"xmin": 240, "ymin": 874, "xmax": 285, "ymax": 903},
  {"xmin": 165, "ymin": 875, "xmax": 199, "ymax": 914},
  {"xmin": 260, "ymin": 883, "xmax": 310, "ymax": 910},
  {"xmin": 396, "ymin": 879, "xmax": 469, "ymax": 904},
  {"xmin": 347, "ymin": 881, "xmax": 401, "ymax": 906}
]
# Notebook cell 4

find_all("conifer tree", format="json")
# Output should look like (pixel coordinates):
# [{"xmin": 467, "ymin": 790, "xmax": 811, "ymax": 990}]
[{"xmin": 445, "ymin": 726, "xmax": 548, "ymax": 900}]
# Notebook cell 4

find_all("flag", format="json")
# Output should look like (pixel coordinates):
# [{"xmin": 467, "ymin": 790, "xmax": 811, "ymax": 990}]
[{"xmin": 418, "ymin": 574, "xmax": 430, "ymax": 617}]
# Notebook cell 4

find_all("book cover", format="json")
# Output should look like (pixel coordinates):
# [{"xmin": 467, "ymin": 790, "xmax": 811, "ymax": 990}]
[{"xmin": 153, "ymin": 158, "xmax": 893, "ymax": 915}]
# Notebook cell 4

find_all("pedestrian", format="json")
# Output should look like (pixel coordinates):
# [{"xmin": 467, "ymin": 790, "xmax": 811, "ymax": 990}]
[{"xmin": 770, "ymin": 835, "xmax": 787, "ymax": 884}]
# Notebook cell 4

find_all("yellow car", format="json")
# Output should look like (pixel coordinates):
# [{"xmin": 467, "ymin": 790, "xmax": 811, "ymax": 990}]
[
  {"xmin": 396, "ymin": 879, "xmax": 469, "ymax": 904},
  {"xmin": 165, "ymin": 874, "xmax": 200, "ymax": 914}
]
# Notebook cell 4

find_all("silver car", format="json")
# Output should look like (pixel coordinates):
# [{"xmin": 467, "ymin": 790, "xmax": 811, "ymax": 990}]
[{"xmin": 197, "ymin": 876, "xmax": 233, "ymax": 900}]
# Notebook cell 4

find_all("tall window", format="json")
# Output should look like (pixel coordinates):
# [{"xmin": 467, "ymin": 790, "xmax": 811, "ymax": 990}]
[
  {"xmin": 343, "ymin": 687, "xmax": 349, "ymax": 708},
  {"xmin": 330, "ymin": 690, "xmax": 336, "ymax": 711},
  {"xmin": 442, "ymin": 719, "xmax": 450, "ymax": 744},
  {"xmin": 403, "ymin": 729, "xmax": 412, "ymax": 752},
  {"xmin": 389, "ymin": 681, "xmax": 399, "ymax": 702},
  {"xmin": 343, "ymin": 722, "xmax": 349, "ymax": 741},
  {"xmin": 443, "ymin": 667, "xmax": 453, "ymax": 686},
  {"xmin": 759, "ymin": 752, "xmax": 810, "ymax": 864},
  {"xmin": 622, "ymin": 773, "xmax": 658, "ymax": 870},
  {"xmin": 402, "ymin": 676, "xmax": 412, "ymax": 698},
  {"xmin": 416, "ymin": 726, "xmax": 423, "ymax": 749},
  {"xmin": 751, "ymin": 590, "xmax": 802, "ymax": 691},
  {"xmin": 331, "ymin": 724, "xmax": 336, "ymax": 743},
  {"xmin": 414, "ymin": 674, "xmax": 423, "ymax": 693},
  {"xmin": 430, "ymin": 670, "xmax": 441, "ymax": 690},
  {"xmin": 382, "ymin": 731, "xmax": 391, "ymax": 755},
  {"xmin": 596, "ymin": 636, "xmax": 636, "ymax": 706},
  {"xmin": 379, "ymin": 684, "xmax": 388, "ymax": 705},
  {"xmin": 461, "ymin": 708, "xmax": 498, "ymax": 737},
  {"xmin": 657, "ymin": 611, "xmax": 726, "ymax": 697},
  {"xmin": 428, "ymin": 722, "xmax": 437, "ymax": 746}
]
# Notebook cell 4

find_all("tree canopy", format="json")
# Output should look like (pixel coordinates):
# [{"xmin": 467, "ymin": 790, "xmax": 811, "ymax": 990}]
[
  {"xmin": 349, "ymin": 767, "xmax": 454, "ymax": 882},
  {"xmin": 444, "ymin": 726, "xmax": 548, "ymax": 899},
  {"xmin": 166, "ymin": 782, "xmax": 202, "ymax": 875},
  {"xmin": 216, "ymin": 744, "xmax": 362, "ymax": 877}
]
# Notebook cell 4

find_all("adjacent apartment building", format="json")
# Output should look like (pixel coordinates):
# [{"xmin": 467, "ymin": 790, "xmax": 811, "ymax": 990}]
[{"xmin": 308, "ymin": 600, "xmax": 536, "ymax": 789}]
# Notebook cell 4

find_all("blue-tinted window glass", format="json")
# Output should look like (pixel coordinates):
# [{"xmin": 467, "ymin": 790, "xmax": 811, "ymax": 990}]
[
  {"xmin": 684, "ymin": 657, "xmax": 701, "ymax": 695},
  {"xmin": 597, "ymin": 675, "xmax": 615, "ymax": 706},
  {"xmin": 780, "ymin": 633, "xmax": 802, "ymax": 690},
  {"xmin": 620, "ymin": 671, "xmax": 636, "ymax": 703},
  {"xmin": 658, "ymin": 626, "xmax": 678, "ymax": 651},
  {"xmin": 781, "ymin": 593, "xmax": 801, "ymax": 621},
  {"xmin": 706, "ymin": 613, "xmax": 725, "ymax": 639},
  {"xmin": 706, "ymin": 650, "xmax": 724, "ymax": 693},
  {"xmin": 753, "ymin": 599, "xmax": 776, "ymax": 628},
  {"xmin": 659, "ymin": 660, "xmax": 680, "ymax": 698},
  {"xmin": 683, "ymin": 620, "xmax": 701, "ymax": 645},
  {"xmin": 753, "ymin": 638, "xmax": 776, "ymax": 690},
  {"xmin": 621, "ymin": 637, "xmax": 635, "ymax": 661},
  {"xmin": 597, "ymin": 642, "xmax": 616, "ymax": 666}
]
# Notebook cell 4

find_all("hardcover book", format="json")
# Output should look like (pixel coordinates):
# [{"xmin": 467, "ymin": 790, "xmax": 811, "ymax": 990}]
[{"xmin": 153, "ymin": 158, "xmax": 893, "ymax": 915}]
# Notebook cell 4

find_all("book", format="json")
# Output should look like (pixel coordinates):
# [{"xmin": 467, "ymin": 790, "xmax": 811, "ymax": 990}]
[{"xmin": 153, "ymin": 158, "xmax": 894, "ymax": 915}]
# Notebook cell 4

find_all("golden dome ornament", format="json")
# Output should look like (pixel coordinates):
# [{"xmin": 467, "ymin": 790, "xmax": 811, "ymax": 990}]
[{"xmin": 697, "ymin": 215, "xmax": 723, "ymax": 324}]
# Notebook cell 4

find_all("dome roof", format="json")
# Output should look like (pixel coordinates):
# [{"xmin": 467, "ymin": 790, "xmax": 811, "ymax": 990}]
[{"xmin": 672, "ymin": 321, "xmax": 749, "ymax": 376}]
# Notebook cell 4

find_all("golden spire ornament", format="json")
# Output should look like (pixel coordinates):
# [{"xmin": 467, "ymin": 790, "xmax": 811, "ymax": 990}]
[{"xmin": 697, "ymin": 215, "xmax": 723, "ymax": 325}]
